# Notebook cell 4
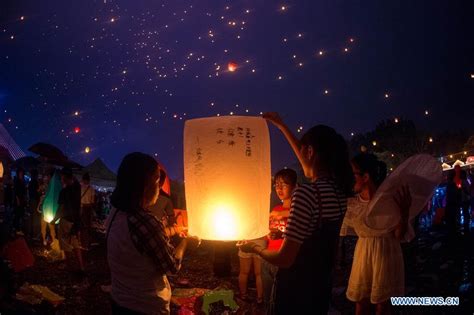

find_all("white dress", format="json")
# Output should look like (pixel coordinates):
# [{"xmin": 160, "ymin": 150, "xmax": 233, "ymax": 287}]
[{"xmin": 341, "ymin": 195, "xmax": 405, "ymax": 304}]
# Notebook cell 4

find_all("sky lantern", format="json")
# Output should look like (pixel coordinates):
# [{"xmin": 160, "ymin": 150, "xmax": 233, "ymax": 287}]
[
  {"xmin": 184, "ymin": 116, "xmax": 271, "ymax": 240},
  {"xmin": 42, "ymin": 171, "xmax": 62, "ymax": 223},
  {"xmin": 74, "ymin": 127, "xmax": 81, "ymax": 134},
  {"xmin": 85, "ymin": 146, "xmax": 91, "ymax": 154},
  {"xmin": 227, "ymin": 61, "xmax": 238, "ymax": 72}
]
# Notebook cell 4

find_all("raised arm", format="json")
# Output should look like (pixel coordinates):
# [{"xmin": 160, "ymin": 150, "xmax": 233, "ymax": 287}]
[{"xmin": 263, "ymin": 112, "xmax": 311, "ymax": 174}]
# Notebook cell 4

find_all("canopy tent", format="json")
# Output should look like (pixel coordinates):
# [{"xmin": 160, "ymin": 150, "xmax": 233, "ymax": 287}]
[
  {"xmin": 441, "ymin": 157, "xmax": 474, "ymax": 171},
  {"xmin": 81, "ymin": 158, "xmax": 117, "ymax": 189}
]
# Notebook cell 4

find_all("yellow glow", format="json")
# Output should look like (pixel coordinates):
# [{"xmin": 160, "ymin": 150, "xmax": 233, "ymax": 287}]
[
  {"xmin": 372, "ymin": 141, "xmax": 377, "ymax": 146},
  {"xmin": 212, "ymin": 205, "xmax": 238, "ymax": 240},
  {"xmin": 449, "ymin": 155, "xmax": 453, "ymax": 159},
  {"xmin": 464, "ymin": 151, "xmax": 467, "ymax": 155},
  {"xmin": 394, "ymin": 118, "xmax": 399, "ymax": 123},
  {"xmin": 429, "ymin": 137, "xmax": 433, "ymax": 143},
  {"xmin": 44, "ymin": 213, "xmax": 54, "ymax": 223},
  {"xmin": 85, "ymin": 146, "xmax": 91, "ymax": 153},
  {"xmin": 0, "ymin": 162, "xmax": 3, "ymax": 178},
  {"xmin": 184, "ymin": 116, "xmax": 271, "ymax": 241}
]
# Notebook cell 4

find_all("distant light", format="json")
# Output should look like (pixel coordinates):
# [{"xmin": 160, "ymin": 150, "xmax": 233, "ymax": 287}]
[
  {"xmin": 429, "ymin": 137, "xmax": 433, "ymax": 143},
  {"xmin": 281, "ymin": 6, "xmax": 286, "ymax": 11},
  {"xmin": 85, "ymin": 147, "xmax": 91, "ymax": 154},
  {"xmin": 10, "ymin": 35, "xmax": 14, "ymax": 40},
  {"xmin": 464, "ymin": 151, "xmax": 467, "ymax": 155},
  {"xmin": 298, "ymin": 62, "xmax": 303, "ymax": 67},
  {"xmin": 351, "ymin": 132, "xmax": 354, "ymax": 136},
  {"xmin": 471, "ymin": 74, "xmax": 474, "ymax": 79},
  {"xmin": 298, "ymin": 33, "xmax": 302, "ymax": 38},
  {"xmin": 391, "ymin": 154, "xmax": 395, "ymax": 157},
  {"xmin": 344, "ymin": 48, "xmax": 349, "ymax": 52},
  {"xmin": 349, "ymin": 38, "xmax": 354, "ymax": 42},
  {"xmin": 425, "ymin": 110, "xmax": 429, "ymax": 115},
  {"xmin": 122, "ymin": 70, "xmax": 127, "ymax": 74},
  {"xmin": 324, "ymin": 90, "xmax": 329, "ymax": 94},
  {"xmin": 449, "ymin": 155, "xmax": 453, "ymax": 159},
  {"xmin": 278, "ymin": 75, "xmax": 283, "ymax": 80},
  {"xmin": 74, "ymin": 111, "xmax": 79, "ymax": 116},
  {"xmin": 384, "ymin": 93, "xmax": 389, "ymax": 98},
  {"xmin": 20, "ymin": 16, "xmax": 25, "ymax": 21},
  {"xmin": 228, "ymin": 61, "xmax": 237, "ymax": 72},
  {"xmin": 394, "ymin": 118, "xmax": 399, "ymax": 123},
  {"xmin": 74, "ymin": 127, "xmax": 81, "ymax": 134},
  {"xmin": 318, "ymin": 51, "xmax": 324, "ymax": 56},
  {"xmin": 372, "ymin": 141, "xmax": 377, "ymax": 146},
  {"xmin": 110, "ymin": 18, "xmax": 115, "ymax": 22}
]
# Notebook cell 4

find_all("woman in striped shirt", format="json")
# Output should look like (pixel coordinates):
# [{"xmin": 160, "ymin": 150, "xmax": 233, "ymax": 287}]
[{"xmin": 239, "ymin": 113, "xmax": 354, "ymax": 314}]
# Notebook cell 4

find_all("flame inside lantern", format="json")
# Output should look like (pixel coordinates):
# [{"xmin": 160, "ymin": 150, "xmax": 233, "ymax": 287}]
[{"xmin": 227, "ymin": 61, "xmax": 237, "ymax": 72}]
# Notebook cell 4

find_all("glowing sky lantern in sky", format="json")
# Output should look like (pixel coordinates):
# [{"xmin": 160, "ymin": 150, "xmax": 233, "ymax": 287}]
[
  {"xmin": 42, "ymin": 171, "xmax": 62, "ymax": 223},
  {"xmin": 227, "ymin": 61, "xmax": 237, "ymax": 72},
  {"xmin": 74, "ymin": 127, "xmax": 81, "ymax": 134},
  {"xmin": 184, "ymin": 116, "xmax": 271, "ymax": 240}
]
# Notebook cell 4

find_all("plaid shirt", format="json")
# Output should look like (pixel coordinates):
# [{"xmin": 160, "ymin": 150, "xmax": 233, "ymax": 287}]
[{"xmin": 127, "ymin": 209, "xmax": 180, "ymax": 275}]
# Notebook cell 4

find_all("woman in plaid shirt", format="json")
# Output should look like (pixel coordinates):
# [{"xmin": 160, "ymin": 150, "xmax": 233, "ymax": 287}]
[{"xmin": 106, "ymin": 153, "xmax": 193, "ymax": 315}]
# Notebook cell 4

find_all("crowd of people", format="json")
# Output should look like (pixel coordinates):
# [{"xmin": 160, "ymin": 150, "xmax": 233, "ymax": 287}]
[
  {"xmin": 1, "ymin": 112, "xmax": 471, "ymax": 315},
  {"xmin": 102, "ymin": 112, "xmax": 419, "ymax": 315}
]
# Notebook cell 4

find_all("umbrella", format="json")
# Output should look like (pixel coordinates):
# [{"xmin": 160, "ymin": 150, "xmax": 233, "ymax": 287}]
[{"xmin": 28, "ymin": 143, "xmax": 67, "ymax": 162}]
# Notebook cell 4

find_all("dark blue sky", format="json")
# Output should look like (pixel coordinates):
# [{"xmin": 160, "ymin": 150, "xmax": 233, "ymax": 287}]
[{"xmin": 1, "ymin": 0, "xmax": 473, "ymax": 179}]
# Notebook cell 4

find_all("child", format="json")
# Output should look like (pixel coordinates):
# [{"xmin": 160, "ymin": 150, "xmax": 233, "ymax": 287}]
[{"xmin": 263, "ymin": 168, "xmax": 297, "ymax": 311}]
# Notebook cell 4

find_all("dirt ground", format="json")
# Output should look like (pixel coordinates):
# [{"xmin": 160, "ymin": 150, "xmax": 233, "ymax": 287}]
[{"xmin": 2, "ymin": 219, "xmax": 474, "ymax": 315}]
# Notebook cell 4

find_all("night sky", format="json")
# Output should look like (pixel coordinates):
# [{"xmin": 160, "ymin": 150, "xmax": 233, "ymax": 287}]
[{"xmin": 1, "ymin": 0, "xmax": 473, "ymax": 179}]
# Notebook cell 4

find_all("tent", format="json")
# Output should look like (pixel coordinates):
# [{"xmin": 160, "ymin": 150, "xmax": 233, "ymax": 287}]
[
  {"xmin": 81, "ymin": 158, "xmax": 117, "ymax": 189},
  {"xmin": 0, "ymin": 124, "xmax": 26, "ymax": 161}
]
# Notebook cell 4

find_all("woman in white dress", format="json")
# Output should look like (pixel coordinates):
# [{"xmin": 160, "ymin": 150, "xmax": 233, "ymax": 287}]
[{"xmin": 341, "ymin": 153, "xmax": 411, "ymax": 315}]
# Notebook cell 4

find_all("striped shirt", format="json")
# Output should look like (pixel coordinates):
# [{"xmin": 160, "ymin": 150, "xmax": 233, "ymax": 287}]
[{"xmin": 284, "ymin": 178, "xmax": 347, "ymax": 244}]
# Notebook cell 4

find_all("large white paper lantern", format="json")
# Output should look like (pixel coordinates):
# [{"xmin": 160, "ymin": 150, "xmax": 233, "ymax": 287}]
[
  {"xmin": 184, "ymin": 116, "xmax": 271, "ymax": 241},
  {"xmin": 365, "ymin": 154, "xmax": 442, "ymax": 241}
]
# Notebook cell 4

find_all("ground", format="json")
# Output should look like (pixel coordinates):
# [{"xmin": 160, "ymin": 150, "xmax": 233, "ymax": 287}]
[{"xmin": 2, "ymin": 218, "xmax": 474, "ymax": 315}]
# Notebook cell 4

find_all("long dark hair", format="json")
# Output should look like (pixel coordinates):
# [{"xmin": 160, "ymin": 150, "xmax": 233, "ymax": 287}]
[
  {"xmin": 300, "ymin": 125, "xmax": 354, "ymax": 196},
  {"xmin": 352, "ymin": 153, "xmax": 387, "ymax": 187},
  {"xmin": 111, "ymin": 152, "xmax": 160, "ymax": 212}
]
